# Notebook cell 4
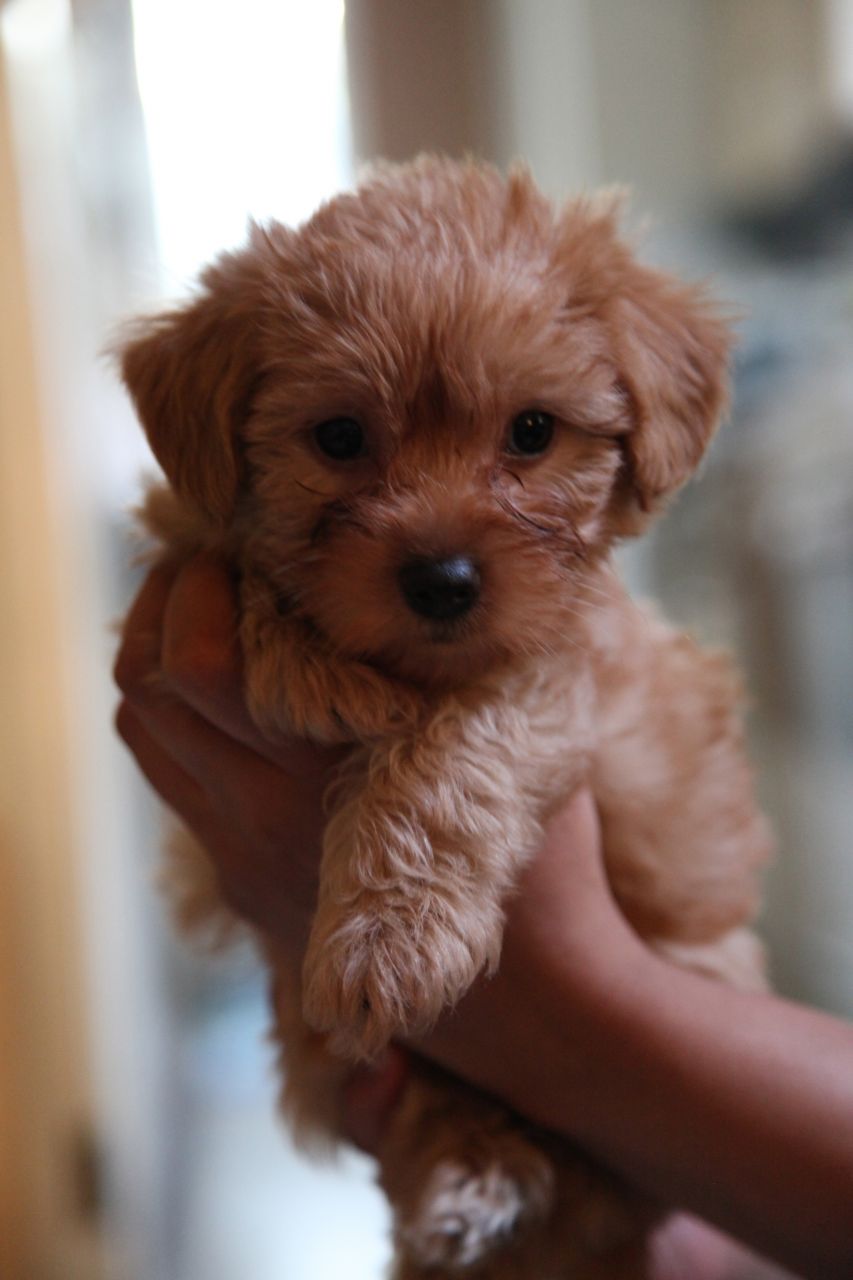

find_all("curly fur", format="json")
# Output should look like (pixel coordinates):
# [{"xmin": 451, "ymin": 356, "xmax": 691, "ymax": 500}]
[{"xmin": 120, "ymin": 157, "xmax": 771, "ymax": 1278}]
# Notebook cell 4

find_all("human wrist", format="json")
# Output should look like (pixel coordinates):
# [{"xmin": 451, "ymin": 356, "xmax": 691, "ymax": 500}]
[
  {"xmin": 418, "ymin": 887, "xmax": 659, "ymax": 1146},
  {"xmin": 499, "ymin": 904, "xmax": 664, "ymax": 1142}
]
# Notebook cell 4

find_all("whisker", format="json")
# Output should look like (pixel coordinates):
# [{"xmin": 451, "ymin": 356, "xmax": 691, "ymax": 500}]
[
  {"xmin": 574, "ymin": 574, "xmax": 620, "ymax": 609},
  {"xmin": 494, "ymin": 489, "xmax": 589, "ymax": 561},
  {"xmin": 293, "ymin": 479, "xmax": 334, "ymax": 499}
]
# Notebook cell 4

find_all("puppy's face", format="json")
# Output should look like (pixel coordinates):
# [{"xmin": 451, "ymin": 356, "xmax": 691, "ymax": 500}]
[{"xmin": 122, "ymin": 160, "xmax": 732, "ymax": 688}]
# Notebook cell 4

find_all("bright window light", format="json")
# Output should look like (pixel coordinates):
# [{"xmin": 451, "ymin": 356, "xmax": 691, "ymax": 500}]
[
  {"xmin": 130, "ymin": 0, "xmax": 351, "ymax": 292},
  {"xmin": 1, "ymin": 0, "xmax": 71, "ymax": 59}
]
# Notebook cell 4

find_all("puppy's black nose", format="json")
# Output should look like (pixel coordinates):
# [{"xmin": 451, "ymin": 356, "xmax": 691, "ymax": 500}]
[{"xmin": 398, "ymin": 555, "xmax": 481, "ymax": 621}]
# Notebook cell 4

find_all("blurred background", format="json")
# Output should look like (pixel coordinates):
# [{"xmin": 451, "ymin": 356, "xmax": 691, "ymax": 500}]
[{"xmin": 1, "ymin": 1, "xmax": 851, "ymax": 1277}]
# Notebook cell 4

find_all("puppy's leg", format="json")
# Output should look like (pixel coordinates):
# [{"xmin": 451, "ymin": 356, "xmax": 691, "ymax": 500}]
[
  {"xmin": 301, "ymin": 696, "xmax": 544, "ymax": 1060},
  {"xmin": 264, "ymin": 946, "xmax": 351, "ymax": 1150},
  {"xmin": 380, "ymin": 1065, "xmax": 556, "ymax": 1274},
  {"xmin": 591, "ymin": 622, "xmax": 772, "ymax": 947},
  {"xmin": 162, "ymin": 823, "xmax": 248, "ymax": 947},
  {"xmin": 382, "ymin": 1066, "xmax": 656, "ymax": 1280}
]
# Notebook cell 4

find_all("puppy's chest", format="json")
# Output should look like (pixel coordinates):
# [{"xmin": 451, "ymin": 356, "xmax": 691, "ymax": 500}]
[{"xmin": 449, "ymin": 660, "xmax": 598, "ymax": 807}]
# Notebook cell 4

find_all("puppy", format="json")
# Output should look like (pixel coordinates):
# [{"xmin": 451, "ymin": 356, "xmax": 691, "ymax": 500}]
[{"xmin": 120, "ymin": 157, "xmax": 771, "ymax": 1278}]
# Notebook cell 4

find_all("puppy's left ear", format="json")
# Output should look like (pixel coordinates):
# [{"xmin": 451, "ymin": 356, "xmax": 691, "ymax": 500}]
[
  {"xmin": 609, "ymin": 263, "xmax": 734, "ymax": 513},
  {"xmin": 119, "ymin": 236, "xmax": 274, "ymax": 524}
]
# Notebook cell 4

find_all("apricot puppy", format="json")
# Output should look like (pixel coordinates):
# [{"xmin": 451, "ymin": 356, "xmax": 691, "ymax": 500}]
[{"xmin": 121, "ymin": 157, "xmax": 770, "ymax": 1278}]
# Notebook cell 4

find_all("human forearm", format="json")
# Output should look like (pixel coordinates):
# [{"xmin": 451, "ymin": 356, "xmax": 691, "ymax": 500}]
[
  {"xmin": 570, "ymin": 954, "xmax": 853, "ymax": 1279},
  {"xmin": 425, "ymin": 924, "xmax": 853, "ymax": 1279}
]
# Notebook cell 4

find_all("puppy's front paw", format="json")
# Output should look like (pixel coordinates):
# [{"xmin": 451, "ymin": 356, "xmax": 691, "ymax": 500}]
[
  {"xmin": 247, "ymin": 640, "xmax": 422, "ymax": 745},
  {"xmin": 302, "ymin": 898, "xmax": 500, "ymax": 1060},
  {"xmin": 324, "ymin": 661, "xmax": 423, "ymax": 741}
]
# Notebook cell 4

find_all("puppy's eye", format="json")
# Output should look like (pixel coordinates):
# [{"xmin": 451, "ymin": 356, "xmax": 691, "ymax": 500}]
[
  {"xmin": 313, "ymin": 417, "xmax": 365, "ymax": 460},
  {"xmin": 507, "ymin": 410, "xmax": 555, "ymax": 456}
]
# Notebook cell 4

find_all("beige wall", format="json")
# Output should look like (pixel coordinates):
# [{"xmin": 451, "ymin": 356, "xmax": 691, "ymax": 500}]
[{"xmin": 0, "ymin": 35, "xmax": 105, "ymax": 1280}]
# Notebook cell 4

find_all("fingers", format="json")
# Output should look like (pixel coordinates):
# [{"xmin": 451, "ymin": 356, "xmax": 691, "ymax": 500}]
[
  {"xmin": 115, "ymin": 691, "xmax": 274, "ymax": 857},
  {"xmin": 648, "ymin": 1214, "xmax": 743, "ymax": 1280},
  {"xmin": 113, "ymin": 560, "xmax": 176, "ymax": 694},
  {"xmin": 114, "ymin": 553, "xmax": 334, "ymax": 936},
  {"xmin": 537, "ymin": 787, "xmax": 607, "ymax": 891},
  {"xmin": 115, "ymin": 699, "xmax": 208, "ymax": 829},
  {"xmin": 119, "ymin": 553, "xmax": 334, "ymax": 777},
  {"xmin": 116, "ymin": 560, "xmax": 268, "ymax": 798},
  {"xmin": 116, "ymin": 553, "xmax": 252, "ymax": 741},
  {"xmin": 502, "ymin": 786, "xmax": 606, "ymax": 939},
  {"xmin": 120, "ymin": 667, "xmax": 263, "ymax": 798},
  {"xmin": 159, "ymin": 554, "xmax": 262, "ymax": 749}
]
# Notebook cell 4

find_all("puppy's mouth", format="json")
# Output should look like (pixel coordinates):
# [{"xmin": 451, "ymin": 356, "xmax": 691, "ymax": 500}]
[
  {"xmin": 275, "ymin": 583, "xmax": 477, "ymax": 657},
  {"xmin": 424, "ymin": 619, "xmax": 470, "ymax": 646},
  {"xmin": 274, "ymin": 548, "xmax": 496, "ymax": 687}
]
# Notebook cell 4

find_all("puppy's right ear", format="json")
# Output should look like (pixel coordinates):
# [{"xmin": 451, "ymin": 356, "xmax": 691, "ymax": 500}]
[{"xmin": 119, "ymin": 249, "xmax": 265, "ymax": 524}]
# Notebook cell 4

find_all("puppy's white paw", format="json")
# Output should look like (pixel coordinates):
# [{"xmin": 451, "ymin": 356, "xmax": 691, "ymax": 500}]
[
  {"xmin": 302, "ymin": 899, "xmax": 500, "ymax": 1060},
  {"xmin": 399, "ymin": 1148, "xmax": 555, "ymax": 1271}
]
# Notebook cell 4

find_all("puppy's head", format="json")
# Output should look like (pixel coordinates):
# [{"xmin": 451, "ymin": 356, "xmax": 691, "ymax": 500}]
[{"xmin": 121, "ymin": 157, "xmax": 732, "ymax": 687}]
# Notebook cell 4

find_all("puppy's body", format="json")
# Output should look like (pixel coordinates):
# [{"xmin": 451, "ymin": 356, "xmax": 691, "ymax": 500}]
[{"xmin": 124, "ymin": 158, "xmax": 770, "ymax": 1278}]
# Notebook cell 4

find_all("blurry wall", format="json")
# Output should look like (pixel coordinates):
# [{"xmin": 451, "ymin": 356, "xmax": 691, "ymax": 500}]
[
  {"xmin": 347, "ymin": 0, "xmax": 840, "ymax": 211},
  {"xmin": 707, "ymin": 0, "xmax": 831, "ymax": 202},
  {"xmin": 0, "ymin": 36, "xmax": 104, "ymax": 1280},
  {"xmin": 346, "ymin": 0, "xmax": 600, "ymax": 191},
  {"xmin": 0, "ymin": 3, "xmax": 178, "ymax": 1275}
]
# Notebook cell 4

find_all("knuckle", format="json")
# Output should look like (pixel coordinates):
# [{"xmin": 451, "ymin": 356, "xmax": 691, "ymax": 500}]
[
  {"xmin": 113, "ymin": 631, "xmax": 158, "ymax": 697},
  {"xmin": 161, "ymin": 631, "xmax": 229, "ymax": 695},
  {"xmin": 114, "ymin": 699, "xmax": 138, "ymax": 745}
]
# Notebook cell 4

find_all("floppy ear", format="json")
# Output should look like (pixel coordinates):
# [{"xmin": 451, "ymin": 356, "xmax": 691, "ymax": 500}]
[
  {"xmin": 119, "ymin": 247, "xmax": 267, "ymax": 524},
  {"xmin": 609, "ymin": 263, "xmax": 734, "ymax": 512},
  {"xmin": 556, "ymin": 196, "xmax": 733, "ymax": 515}
]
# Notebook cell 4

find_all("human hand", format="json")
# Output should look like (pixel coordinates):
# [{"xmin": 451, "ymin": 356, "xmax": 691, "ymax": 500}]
[
  {"xmin": 115, "ymin": 554, "xmax": 412, "ymax": 1147},
  {"xmin": 114, "ymin": 554, "xmax": 342, "ymax": 953}
]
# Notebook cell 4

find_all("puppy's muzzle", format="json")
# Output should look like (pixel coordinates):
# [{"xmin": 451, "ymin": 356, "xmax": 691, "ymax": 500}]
[{"xmin": 398, "ymin": 555, "xmax": 481, "ymax": 621}]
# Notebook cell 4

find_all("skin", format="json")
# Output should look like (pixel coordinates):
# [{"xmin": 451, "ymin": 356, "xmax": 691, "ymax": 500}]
[{"xmin": 115, "ymin": 555, "xmax": 853, "ymax": 1280}]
